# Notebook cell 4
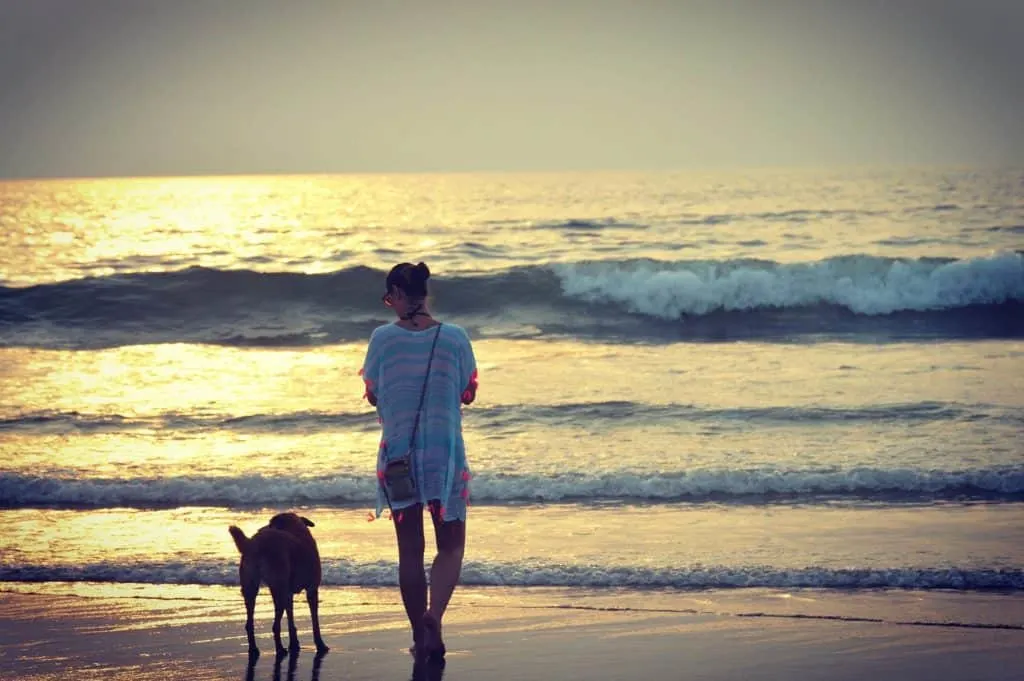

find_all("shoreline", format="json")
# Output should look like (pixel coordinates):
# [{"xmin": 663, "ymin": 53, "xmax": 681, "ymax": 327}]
[{"xmin": 2, "ymin": 586, "xmax": 1023, "ymax": 680}]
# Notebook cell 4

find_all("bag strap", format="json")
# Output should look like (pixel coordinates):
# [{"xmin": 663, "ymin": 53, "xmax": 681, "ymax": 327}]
[{"xmin": 408, "ymin": 323, "xmax": 442, "ymax": 451}]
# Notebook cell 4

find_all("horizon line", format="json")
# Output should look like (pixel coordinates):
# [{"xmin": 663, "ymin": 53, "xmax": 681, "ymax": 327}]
[{"xmin": 1, "ymin": 161, "xmax": 1019, "ymax": 183}]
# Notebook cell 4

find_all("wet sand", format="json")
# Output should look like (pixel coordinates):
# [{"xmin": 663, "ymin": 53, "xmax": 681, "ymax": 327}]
[{"xmin": 1, "ymin": 586, "xmax": 1022, "ymax": 681}]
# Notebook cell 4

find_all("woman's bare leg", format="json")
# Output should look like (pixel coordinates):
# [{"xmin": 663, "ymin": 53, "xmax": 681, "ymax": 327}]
[
  {"xmin": 393, "ymin": 505, "xmax": 427, "ymax": 647},
  {"xmin": 423, "ymin": 505, "xmax": 466, "ymax": 655}
]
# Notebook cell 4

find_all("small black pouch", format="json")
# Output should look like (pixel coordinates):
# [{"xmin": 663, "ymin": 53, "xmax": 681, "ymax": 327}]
[{"xmin": 383, "ymin": 455, "xmax": 417, "ymax": 503}]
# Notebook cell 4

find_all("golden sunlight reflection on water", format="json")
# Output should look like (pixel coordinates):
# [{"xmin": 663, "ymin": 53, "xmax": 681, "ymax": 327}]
[
  {"xmin": 4, "ymin": 341, "xmax": 1020, "ymax": 421},
  {"xmin": 2, "ymin": 173, "xmax": 652, "ymax": 285},
  {"xmin": 1, "ymin": 344, "xmax": 366, "ymax": 417},
  {"xmin": 6, "ymin": 169, "xmax": 983, "ymax": 287},
  {"xmin": 4, "ymin": 504, "xmax": 1024, "ymax": 590},
  {"xmin": 2, "ymin": 340, "xmax": 1022, "ymax": 481}
]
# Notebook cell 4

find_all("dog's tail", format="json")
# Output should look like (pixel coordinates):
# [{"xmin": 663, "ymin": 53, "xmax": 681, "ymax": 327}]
[{"xmin": 228, "ymin": 525, "xmax": 250, "ymax": 554}]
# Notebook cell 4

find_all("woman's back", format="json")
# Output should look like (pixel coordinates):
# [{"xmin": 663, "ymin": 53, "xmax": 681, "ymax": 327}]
[{"xmin": 362, "ymin": 322, "xmax": 476, "ymax": 520}]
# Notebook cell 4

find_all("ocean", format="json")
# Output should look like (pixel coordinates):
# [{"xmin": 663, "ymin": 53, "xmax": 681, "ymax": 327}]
[{"xmin": 1, "ymin": 168, "xmax": 1023, "ymax": 624}]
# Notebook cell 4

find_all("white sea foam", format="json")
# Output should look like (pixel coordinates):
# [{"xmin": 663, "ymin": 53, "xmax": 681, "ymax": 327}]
[
  {"xmin": 554, "ymin": 252, "xmax": 1024, "ymax": 317},
  {"xmin": 1, "ymin": 560, "xmax": 1020, "ymax": 591},
  {"xmin": 1, "ymin": 467, "xmax": 1021, "ymax": 509}
]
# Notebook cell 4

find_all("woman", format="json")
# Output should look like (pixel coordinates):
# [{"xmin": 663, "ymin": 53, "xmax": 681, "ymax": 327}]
[{"xmin": 360, "ymin": 262, "xmax": 478, "ymax": 660}]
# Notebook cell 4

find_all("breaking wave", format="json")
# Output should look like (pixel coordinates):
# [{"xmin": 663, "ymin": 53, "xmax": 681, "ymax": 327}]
[
  {"xmin": 0, "ymin": 253, "xmax": 1021, "ymax": 347},
  {"xmin": 3, "ymin": 466, "xmax": 1022, "ymax": 509}
]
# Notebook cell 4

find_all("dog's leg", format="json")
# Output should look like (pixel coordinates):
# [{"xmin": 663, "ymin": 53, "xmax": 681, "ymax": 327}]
[
  {"xmin": 271, "ymin": 586, "xmax": 289, "ymax": 658},
  {"xmin": 285, "ymin": 592, "xmax": 300, "ymax": 654},
  {"xmin": 242, "ymin": 582, "xmax": 260, "ymax": 660},
  {"xmin": 307, "ymin": 586, "xmax": 329, "ymax": 654}
]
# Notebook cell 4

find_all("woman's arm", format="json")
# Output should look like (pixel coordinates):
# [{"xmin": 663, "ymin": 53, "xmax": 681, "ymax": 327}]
[
  {"xmin": 360, "ymin": 329, "xmax": 382, "ymax": 407},
  {"xmin": 461, "ymin": 369, "xmax": 478, "ymax": 405},
  {"xmin": 459, "ymin": 328, "xmax": 479, "ymax": 405}
]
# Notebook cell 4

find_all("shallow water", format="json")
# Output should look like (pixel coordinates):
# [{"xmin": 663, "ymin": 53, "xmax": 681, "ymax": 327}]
[{"xmin": 1, "ymin": 168, "xmax": 1022, "ymax": 600}]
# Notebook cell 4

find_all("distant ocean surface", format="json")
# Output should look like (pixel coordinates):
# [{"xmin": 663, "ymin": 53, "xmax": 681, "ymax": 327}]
[{"xmin": 1, "ymin": 169, "xmax": 1023, "ymax": 619}]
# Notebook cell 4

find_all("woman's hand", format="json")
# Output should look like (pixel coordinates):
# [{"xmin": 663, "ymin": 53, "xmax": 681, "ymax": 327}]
[{"xmin": 461, "ymin": 369, "xmax": 479, "ymax": 405}]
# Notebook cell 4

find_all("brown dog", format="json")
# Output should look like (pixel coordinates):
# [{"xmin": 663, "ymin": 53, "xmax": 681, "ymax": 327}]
[{"xmin": 228, "ymin": 512, "xmax": 329, "ymax": 659}]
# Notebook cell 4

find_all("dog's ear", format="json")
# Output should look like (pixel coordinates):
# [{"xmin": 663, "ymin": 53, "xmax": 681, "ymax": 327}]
[{"xmin": 301, "ymin": 517, "xmax": 315, "ymax": 527}]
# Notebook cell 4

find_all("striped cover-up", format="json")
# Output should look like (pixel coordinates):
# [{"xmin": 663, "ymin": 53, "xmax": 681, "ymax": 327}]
[{"xmin": 361, "ymin": 322, "xmax": 477, "ymax": 521}]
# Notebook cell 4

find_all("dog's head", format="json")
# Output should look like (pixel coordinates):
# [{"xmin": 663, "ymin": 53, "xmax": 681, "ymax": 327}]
[{"xmin": 268, "ymin": 512, "xmax": 316, "ymax": 536}]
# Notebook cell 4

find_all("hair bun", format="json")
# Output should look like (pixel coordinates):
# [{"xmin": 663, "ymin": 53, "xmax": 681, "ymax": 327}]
[{"xmin": 414, "ymin": 262, "xmax": 431, "ymax": 282}]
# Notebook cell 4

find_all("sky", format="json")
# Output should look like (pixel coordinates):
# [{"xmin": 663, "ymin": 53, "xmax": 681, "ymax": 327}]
[{"xmin": 1, "ymin": 0, "xmax": 1022, "ymax": 178}]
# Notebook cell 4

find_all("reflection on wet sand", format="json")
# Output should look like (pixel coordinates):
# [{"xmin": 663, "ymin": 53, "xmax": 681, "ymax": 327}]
[
  {"xmin": 244, "ymin": 650, "xmax": 326, "ymax": 681},
  {"xmin": 240, "ymin": 649, "xmax": 444, "ymax": 681}
]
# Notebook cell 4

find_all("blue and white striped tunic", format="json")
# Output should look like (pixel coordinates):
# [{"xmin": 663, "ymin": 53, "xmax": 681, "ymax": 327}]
[{"xmin": 361, "ymin": 322, "xmax": 477, "ymax": 521}]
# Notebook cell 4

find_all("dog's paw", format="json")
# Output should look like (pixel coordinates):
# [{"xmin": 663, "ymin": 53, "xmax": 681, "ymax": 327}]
[
  {"xmin": 275, "ymin": 645, "xmax": 289, "ymax": 659},
  {"xmin": 248, "ymin": 646, "xmax": 260, "ymax": 661},
  {"xmin": 315, "ymin": 642, "xmax": 330, "ymax": 655}
]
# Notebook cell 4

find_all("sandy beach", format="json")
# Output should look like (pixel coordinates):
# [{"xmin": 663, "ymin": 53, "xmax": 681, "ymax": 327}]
[{"xmin": 2, "ymin": 585, "xmax": 1022, "ymax": 681}]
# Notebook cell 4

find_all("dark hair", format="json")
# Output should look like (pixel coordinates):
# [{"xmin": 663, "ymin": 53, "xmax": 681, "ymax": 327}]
[{"xmin": 385, "ymin": 262, "xmax": 431, "ymax": 298}]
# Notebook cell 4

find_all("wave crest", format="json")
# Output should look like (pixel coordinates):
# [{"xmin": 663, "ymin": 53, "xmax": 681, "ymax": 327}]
[
  {"xmin": 4, "ymin": 401, "xmax": 1014, "ymax": 435},
  {"xmin": 2, "ymin": 560, "xmax": 1020, "ymax": 591},
  {"xmin": 2, "ymin": 467, "xmax": 1021, "ymax": 509},
  {"xmin": 555, "ymin": 252, "xmax": 1024, "ymax": 318},
  {"xmin": 1, "ymin": 253, "xmax": 1021, "ymax": 347}
]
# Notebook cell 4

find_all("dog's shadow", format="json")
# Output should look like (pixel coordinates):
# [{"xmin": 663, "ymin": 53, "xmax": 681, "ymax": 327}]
[{"xmin": 244, "ymin": 651, "xmax": 326, "ymax": 681}]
